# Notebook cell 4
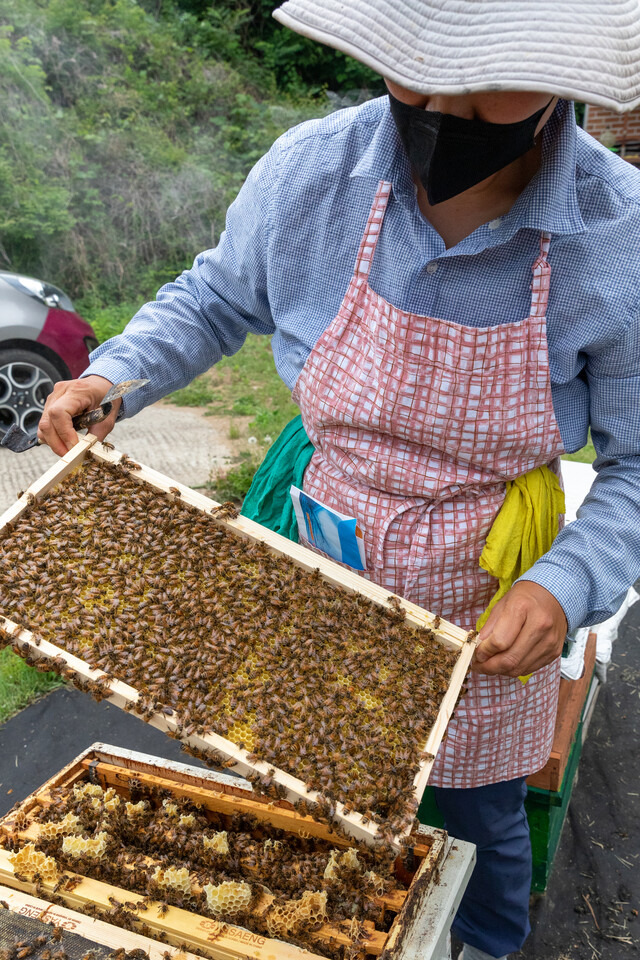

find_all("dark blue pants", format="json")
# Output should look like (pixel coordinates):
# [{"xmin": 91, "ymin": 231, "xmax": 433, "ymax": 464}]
[{"xmin": 433, "ymin": 777, "xmax": 531, "ymax": 959}]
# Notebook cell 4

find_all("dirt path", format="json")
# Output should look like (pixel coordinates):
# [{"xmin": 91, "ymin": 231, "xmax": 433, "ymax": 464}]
[{"xmin": 0, "ymin": 401, "xmax": 251, "ymax": 513}]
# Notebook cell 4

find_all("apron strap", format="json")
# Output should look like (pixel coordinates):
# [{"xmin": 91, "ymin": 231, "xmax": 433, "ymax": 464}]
[
  {"xmin": 530, "ymin": 230, "xmax": 552, "ymax": 318},
  {"xmin": 354, "ymin": 180, "xmax": 393, "ymax": 278}
]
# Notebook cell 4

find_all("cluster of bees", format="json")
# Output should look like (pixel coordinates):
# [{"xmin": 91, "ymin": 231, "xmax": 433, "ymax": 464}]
[
  {"xmin": 0, "ymin": 455, "xmax": 458, "ymax": 835},
  {"xmin": 6, "ymin": 777, "xmax": 406, "ymax": 958},
  {"xmin": 0, "ymin": 921, "xmax": 153, "ymax": 960}
]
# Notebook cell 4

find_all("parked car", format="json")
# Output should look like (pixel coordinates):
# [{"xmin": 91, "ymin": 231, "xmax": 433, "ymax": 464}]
[{"xmin": 0, "ymin": 271, "xmax": 98, "ymax": 440}]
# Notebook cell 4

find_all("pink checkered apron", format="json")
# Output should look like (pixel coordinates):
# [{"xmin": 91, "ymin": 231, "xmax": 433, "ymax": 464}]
[{"xmin": 292, "ymin": 180, "xmax": 564, "ymax": 788}]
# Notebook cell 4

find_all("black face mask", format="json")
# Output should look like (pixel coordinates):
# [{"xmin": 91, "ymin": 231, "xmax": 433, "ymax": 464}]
[{"xmin": 388, "ymin": 91, "xmax": 553, "ymax": 205}]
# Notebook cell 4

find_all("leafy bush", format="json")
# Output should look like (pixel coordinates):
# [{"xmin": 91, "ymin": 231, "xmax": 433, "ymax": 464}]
[{"xmin": 0, "ymin": 0, "xmax": 327, "ymax": 304}]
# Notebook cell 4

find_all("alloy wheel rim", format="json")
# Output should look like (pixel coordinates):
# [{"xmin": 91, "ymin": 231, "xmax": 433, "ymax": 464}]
[{"xmin": 0, "ymin": 361, "xmax": 55, "ymax": 436}]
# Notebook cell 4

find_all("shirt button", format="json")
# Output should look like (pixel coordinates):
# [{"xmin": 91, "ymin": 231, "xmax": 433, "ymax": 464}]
[
  {"xmin": 426, "ymin": 262, "xmax": 438, "ymax": 274},
  {"xmin": 488, "ymin": 218, "xmax": 502, "ymax": 231}
]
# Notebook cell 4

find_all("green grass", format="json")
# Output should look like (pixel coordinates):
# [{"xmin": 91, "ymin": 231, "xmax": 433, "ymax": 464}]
[
  {"xmin": 0, "ymin": 649, "xmax": 64, "ymax": 725},
  {"xmin": 561, "ymin": 437, "xmax": 596, "ymax": 465}
]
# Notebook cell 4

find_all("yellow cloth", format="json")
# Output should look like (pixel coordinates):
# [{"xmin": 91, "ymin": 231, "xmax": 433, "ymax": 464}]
[{"xmin": 476, "ymin": 464, "xmax": 566, "ymax": 682}]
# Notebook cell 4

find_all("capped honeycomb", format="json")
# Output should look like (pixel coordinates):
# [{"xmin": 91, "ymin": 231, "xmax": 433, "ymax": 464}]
[
  {"xmin": 203, "ymin": 831, "xmax": 229, "ymax": 855},
  {"xmin": 10, "ymin": 843, "xmax": 59, "ymax": 882},
  {"xmin": 125, "ymin": 799, "xmax": 147, "ymax": 818},
  {"xmin": 204, "ymin": 880, "xmax": 252, "ymax": 917},
  {"xmin": 179, "ymin": 814, "xmax": 196, "ymax": 828},
  {"xmin": 61, "ymin": 830, "xmax": 109, "ymax": 860},
  {"xmin": 267, "ymin": 890, "xmax": 328, "ymax": 938},
  {"xmin": 0, "ymin": 456, "xmax": 460, "ymax": 835}
]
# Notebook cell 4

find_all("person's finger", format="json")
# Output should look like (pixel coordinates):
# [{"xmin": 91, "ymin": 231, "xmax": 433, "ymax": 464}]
[
  {"xmin": 474, "ymin": 599, "xmax": 527, "ymax": 663},
  {"xmin": 472, "ymin": 628, "xmax": 538, "ymax": 676},
  {"xmin": 38, "ymin": 386, "xmax": 81, "ymax": 455},
  {"xmin": 476, "ymin": 626, "xmax": 564, "ymax": 677}
]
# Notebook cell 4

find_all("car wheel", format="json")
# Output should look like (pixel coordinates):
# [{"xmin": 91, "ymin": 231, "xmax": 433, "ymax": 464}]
[{"xmin": 0, "ymin": 348, "xmax": 62, "ymax": 441}]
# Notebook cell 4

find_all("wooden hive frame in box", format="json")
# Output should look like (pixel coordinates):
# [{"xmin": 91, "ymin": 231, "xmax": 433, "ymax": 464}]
[
  {"xmin": 0, "ymin": 745, "xmax": 476, "ymax": 960},
  {"xmin": 0, "ymin": 436, "xmax": 477, "ymax": 850}
]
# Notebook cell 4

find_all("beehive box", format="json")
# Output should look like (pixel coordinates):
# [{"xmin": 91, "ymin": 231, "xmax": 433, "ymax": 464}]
[
  {"xmin": 0, "ymin": 436, "xmax": 476, "ymax": 850},
  {"xmin": 0, "ymin": 745, "xmax": 475, "ymax": 960}
]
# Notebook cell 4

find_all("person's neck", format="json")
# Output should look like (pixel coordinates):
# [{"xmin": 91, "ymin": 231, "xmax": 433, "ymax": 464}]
[{"xmin": 416, "ymin": 139, "xmax": 543, "ymax": 249}]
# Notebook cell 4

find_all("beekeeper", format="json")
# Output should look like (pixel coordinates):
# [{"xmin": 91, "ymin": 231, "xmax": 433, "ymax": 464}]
[{"xmin": 39, "ymin": 2, "xmax": 640, "ymax": 958}]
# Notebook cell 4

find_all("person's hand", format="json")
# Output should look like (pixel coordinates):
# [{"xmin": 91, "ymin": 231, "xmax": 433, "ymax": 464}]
[
  {"xmin": 37, "ymin": 375, "xmax": 121, "ymax": 456},
  {"xmin": 472, "ymin": 580, "xmax": 567, "ymax": 677}
]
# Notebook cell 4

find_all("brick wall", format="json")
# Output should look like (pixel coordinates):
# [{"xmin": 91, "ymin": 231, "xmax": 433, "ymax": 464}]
[{"xmin": 583, "ymin": 104, "xmax": 640, "ymax": 156}]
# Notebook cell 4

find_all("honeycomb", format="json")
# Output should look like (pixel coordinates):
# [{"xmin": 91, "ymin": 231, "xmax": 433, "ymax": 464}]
[
  {"xmin": 10, "ymin": 843, "xmax": 59, "ymax": 882},
  {"xmin": 204, "ymin": 880, "xmax": 252, "ymax": 917},
  {"xmin": 73, "ymin": 783, "xmax": 103, "ymax": 800},
  {"xmin": 364, "ymin": 871, "xmax": 386, "ymax": 896},
  {"xmin": 203, "ymin": 831, "xmax": 229, "ymax": 855},
  {"xmin": 61, "ymin": 831, "xmax": 109, "ymax": 860},
  {"xmin": 162, "ymin": 801, "xmax": 179, "ymax": 818},
  {"xmin": 103, "ymin": 788, "xmax": 121, "ymax": 814},
  {"xmin": 340, "ymin": 848, "xmax": 360, "ymax": 872},
  {"xmin": 38, "ymin": 812, "xmax": 83, "ymax": 840},
  {"xmin": 125, "ymin": 800, "xmax": 148, "ymax": 818},
  {"xmin": 323, "ymin": 847, "xmax": 361, "ymax": 881},
  {"xmin": 16, "ymin": 775, "xmax": 408, "ymax": 960},
  {"xmin": 0, "ymin": 457, "xmax": 460, "ymax": 833},
  {"xmin": 266, "ymin": 890, "xmax": 328, "ymax": 938},
  {"xmin": 153, "ymin": 865, "xmax": 192, "ymax": 896}
]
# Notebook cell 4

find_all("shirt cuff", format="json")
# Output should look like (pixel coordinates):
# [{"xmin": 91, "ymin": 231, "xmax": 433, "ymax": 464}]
[{"xmin": 516, "ymin": 560, "xmax": 589, "ymax": 633}]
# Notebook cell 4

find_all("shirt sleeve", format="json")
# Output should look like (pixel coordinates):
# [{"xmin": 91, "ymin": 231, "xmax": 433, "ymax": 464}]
[
  {"xmin": 518, "ymin": 313, "xmax": 640, "ymax": 631},
  {"xmin": 82, "ymin": 145, "xmax": 279, "ymax": 418}
]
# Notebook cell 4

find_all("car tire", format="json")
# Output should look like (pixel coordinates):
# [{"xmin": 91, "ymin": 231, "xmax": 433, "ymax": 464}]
[{"xmin": 0, "ymin": 348, "xmax": 62, "ymax": 441}]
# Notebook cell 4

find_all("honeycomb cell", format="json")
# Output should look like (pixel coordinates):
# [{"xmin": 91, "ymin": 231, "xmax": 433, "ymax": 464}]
[
  {"xmin": 73, "ymin": 783, "xmax": 103, "ymax": 800},
  {"xmin": 204, "ymin": 880, "xmax": 252, "ymax": 917},
  {"xmin": 61, "ymin": 831, "xmax": 110, "ymax": 861},
  {"xmin": 38, "ymin": 813, "xmax": 83, "ymax": 840},
  {"xmin": 153, "ymin": 865, "xmax": 192, "ymax": 896},
  {"xmin": 203, "ymin": 831, "xmax": 229, "ymax": 855},
  {"xmin": 267, "ymin": 890, "xmax": 328, "ymax": 938},
  {"xmin": 323, "ymin": 848, "xmax": 361, "ymax": 880},
  {"xmin": 10, "ymin": 844, "xmax": 59, "ymax": 883}
]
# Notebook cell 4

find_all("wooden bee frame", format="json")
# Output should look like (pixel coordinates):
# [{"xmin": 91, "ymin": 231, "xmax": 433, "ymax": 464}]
[
  {"xmin": 0, "ymin": 436, "xmax": 477, "ymax": 850},
  {"xmin": 0, "ymin": 744, "xmax": 476, "ymax": 960}
]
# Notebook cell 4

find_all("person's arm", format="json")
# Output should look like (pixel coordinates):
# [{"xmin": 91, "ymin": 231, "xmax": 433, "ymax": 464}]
[
  {"xmin": 38, "ymin": 145, "xmax": 278, "ymax": 454},
  {"xmin": 475, "ymin": 313, "xmax": 640, "ymax": 677}
]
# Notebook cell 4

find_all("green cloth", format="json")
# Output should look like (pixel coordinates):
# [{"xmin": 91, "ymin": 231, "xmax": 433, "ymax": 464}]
[
  {"xmin": 476, "ymin": 463, "xmax": 566, "ymax": 630},
  {"xmin": 240, "ymin": 415, "xmax": 314, "ymax": 541}
]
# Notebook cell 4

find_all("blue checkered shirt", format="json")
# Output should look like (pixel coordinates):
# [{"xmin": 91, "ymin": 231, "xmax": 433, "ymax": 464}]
[{"xmin": 86, "ymin": 98, "xmax": 640, "ymax": 631}]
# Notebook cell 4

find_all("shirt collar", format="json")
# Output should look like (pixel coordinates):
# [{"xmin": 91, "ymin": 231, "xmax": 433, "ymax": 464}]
[{"xmin": 350, "ymin": 97, "xmax": 586, "ymax": 240}]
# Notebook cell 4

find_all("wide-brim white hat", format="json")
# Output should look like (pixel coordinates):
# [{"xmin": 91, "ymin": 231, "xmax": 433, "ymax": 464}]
[{"xmin": 273, "ymin": 0, "xmax": 640, "ymax": 112}]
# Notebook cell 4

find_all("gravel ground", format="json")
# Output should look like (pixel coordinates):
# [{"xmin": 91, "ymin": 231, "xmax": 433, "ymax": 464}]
[{"xmin": 0, "ymin": 401, "xmax": 233, "ymax": 514}]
